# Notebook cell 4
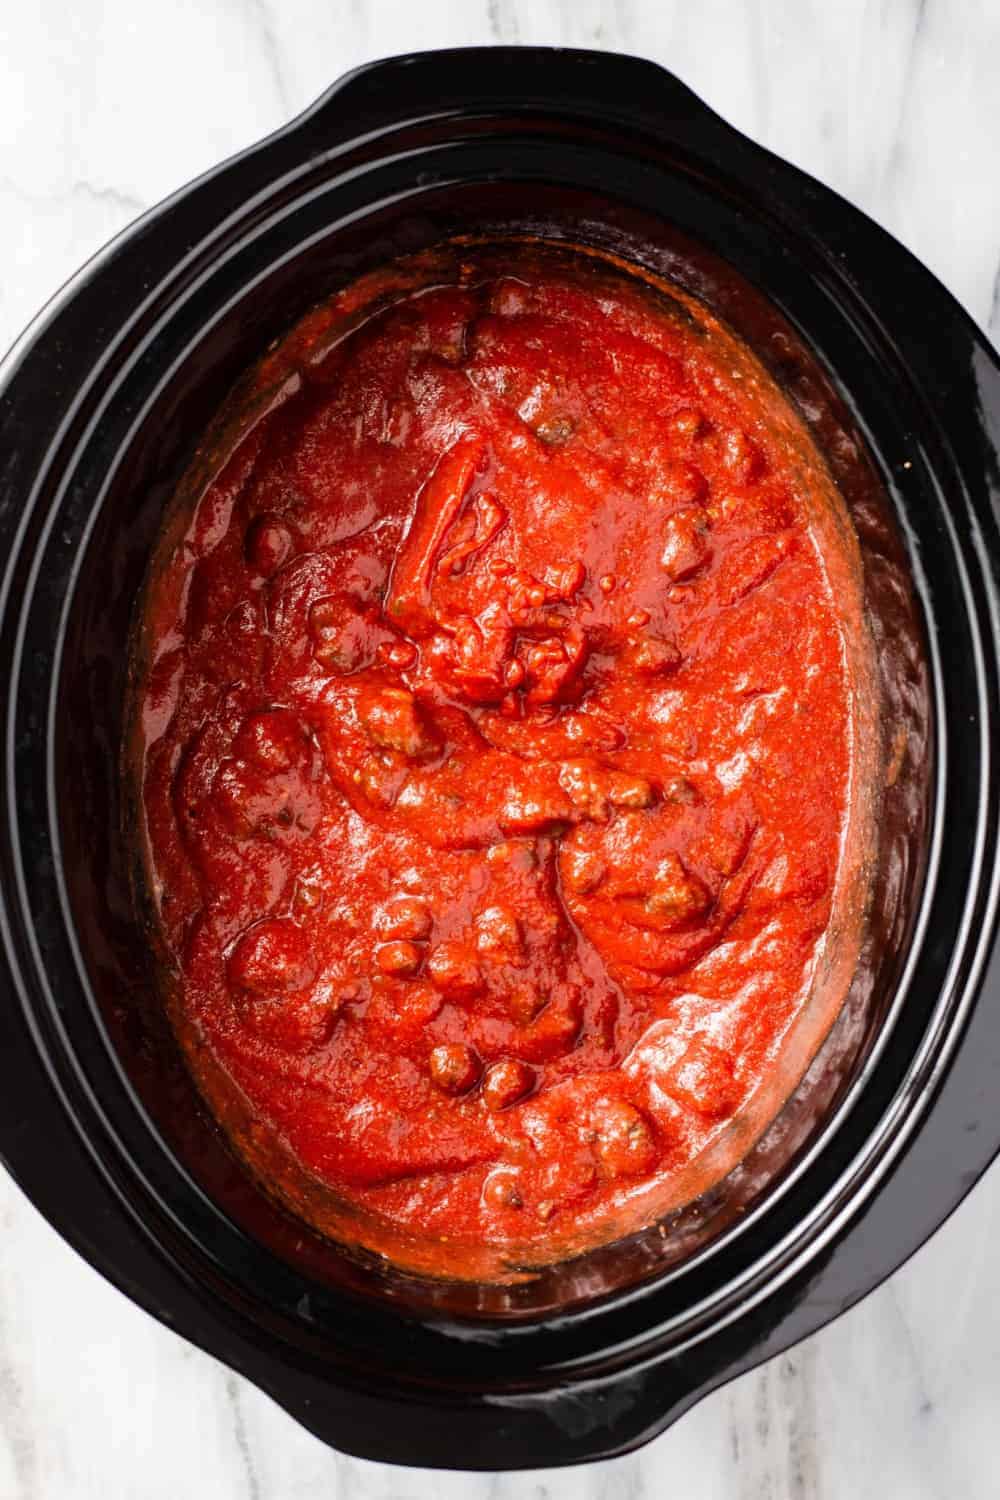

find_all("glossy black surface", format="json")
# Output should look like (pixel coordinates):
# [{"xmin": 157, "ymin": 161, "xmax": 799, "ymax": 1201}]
[{"xmin": 0, "ymin": 47, "xmax": 999, "ymax": 1469}]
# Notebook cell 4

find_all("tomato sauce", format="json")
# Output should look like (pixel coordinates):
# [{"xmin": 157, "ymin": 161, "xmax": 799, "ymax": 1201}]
[{"xmin": 133, "ymin": 244, "xmax": 871, "ymax": 1280}]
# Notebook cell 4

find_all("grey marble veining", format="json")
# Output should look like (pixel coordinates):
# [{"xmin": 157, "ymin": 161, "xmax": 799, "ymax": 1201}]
[{"xmin": 1, "ymin": 2, "xmax": 998, "ymax": 1496}]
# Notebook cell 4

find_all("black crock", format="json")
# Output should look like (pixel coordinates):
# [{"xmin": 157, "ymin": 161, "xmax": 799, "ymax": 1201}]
[{"xmin": 1, "ymin": 47, "xmax": 998, "ymax": 1470}]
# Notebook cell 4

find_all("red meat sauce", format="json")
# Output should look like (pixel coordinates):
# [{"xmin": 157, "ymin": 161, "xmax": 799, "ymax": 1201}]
[{"xmin": 134, "ymin": 243, "xmax": 868, "ymax": 1280}]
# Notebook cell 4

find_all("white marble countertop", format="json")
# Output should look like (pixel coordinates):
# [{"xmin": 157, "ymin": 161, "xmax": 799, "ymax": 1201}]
[{"xmin": 2, "ymin": 3, "xmax": 999, "ymax": 1496}]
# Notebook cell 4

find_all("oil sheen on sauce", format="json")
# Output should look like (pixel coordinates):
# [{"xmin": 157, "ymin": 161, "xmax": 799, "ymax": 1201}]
[{"xmin": 133, "ymin": 243, "xmax": 871, "ymax": 1281}]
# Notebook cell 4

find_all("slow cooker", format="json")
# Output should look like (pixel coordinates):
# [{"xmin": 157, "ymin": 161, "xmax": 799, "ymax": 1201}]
[{"xmin": 0, "ymin": 47, "xmax": 997, "ymax": 1469}]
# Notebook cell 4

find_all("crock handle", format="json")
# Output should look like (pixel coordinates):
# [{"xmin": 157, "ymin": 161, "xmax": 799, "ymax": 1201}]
[{"xmin": 293, "ymin": 46, "xmax": 743, "ymax": 164}]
